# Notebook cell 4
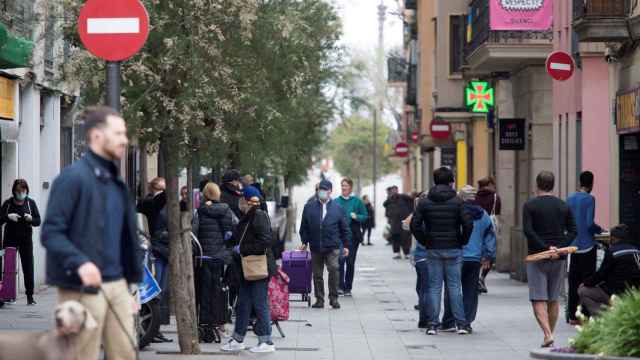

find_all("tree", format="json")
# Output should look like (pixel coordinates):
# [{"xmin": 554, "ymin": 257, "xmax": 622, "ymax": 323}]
[
  {"xmin": 61, "ymin": 0, "xmax": 343, "ymax": 354},
  {"xmin": 330, "ymin": 116, "xmax": 399, "ymax": 194}
]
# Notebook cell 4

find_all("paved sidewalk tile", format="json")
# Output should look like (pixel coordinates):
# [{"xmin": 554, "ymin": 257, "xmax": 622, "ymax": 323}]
[{"xmin": 0, "ymin": 236, "xmax": 576, "ymax": 360}]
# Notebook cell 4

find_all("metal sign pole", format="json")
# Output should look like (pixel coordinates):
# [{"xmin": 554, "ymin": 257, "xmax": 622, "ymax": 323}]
[{"xmin": 106, "ymin": 61, "xmax": 121, "ymax": 112}]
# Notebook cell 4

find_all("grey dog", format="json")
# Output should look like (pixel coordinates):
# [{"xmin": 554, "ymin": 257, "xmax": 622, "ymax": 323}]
[{"xmin": 0, "ymin": 300, "xmax": 97, "ymax": 360}]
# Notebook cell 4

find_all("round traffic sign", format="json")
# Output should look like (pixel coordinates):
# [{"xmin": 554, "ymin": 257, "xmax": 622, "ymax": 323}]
[
  {"xmin": 395, "ymin": 142, "xmax": 409, "ymax": 158},
  {"xmin": 546, "ymin": 51, "xmax": 575, "ymax": 81},
  {"xmin": 430, "ymin": 120, "xmax": 451, "ymax": 139},
  {"xmin": 78, "ymin": 0, "xmax": 150, "ymax": 61},
  {"xmin": 411, "ymin": 131, "xmax": 419, "ymax": 143}
]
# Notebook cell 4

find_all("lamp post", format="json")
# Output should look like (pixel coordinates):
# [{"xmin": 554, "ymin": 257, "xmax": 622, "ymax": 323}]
[{"xmin": 374, "ymin": 0, "xmax": 386, "ymax": 212}]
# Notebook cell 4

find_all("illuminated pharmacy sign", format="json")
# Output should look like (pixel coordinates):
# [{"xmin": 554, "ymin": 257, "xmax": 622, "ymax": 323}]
[{"xmin": 465, "ymin": 81, "xmax": 494, "ymax": 113}]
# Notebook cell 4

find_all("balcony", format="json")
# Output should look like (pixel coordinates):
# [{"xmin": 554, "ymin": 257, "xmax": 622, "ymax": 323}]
[
  {"xmin": 573, "ymin": 0, "xmax": 630, "ymax": 42},
  {"xmin": 464, "ymin": 0, "xmax": 552, "ymax": 74}
]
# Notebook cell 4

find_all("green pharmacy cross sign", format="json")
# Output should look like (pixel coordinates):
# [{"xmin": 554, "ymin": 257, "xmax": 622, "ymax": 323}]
[{"xmin": 465, "ymin": 81, "xmax": 494, "ymax": 113}]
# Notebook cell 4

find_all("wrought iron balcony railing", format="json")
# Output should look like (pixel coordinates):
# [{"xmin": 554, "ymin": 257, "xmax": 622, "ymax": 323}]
[{"xmin": 573, "ymin": 0, "xmax": 630, "ymax": 20}]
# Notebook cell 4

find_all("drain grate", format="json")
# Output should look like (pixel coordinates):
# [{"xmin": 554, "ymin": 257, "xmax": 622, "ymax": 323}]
[
  {"xmin": 277, "ymin": 347, "xmax": 320, "ymax": 352},
  {"xmin": 406, "ymin": 344, "xmax": 437, "ymax": 350},
  {"xmin": 20, "ymin": 313, "xmax": 44, "ymax": 319}
]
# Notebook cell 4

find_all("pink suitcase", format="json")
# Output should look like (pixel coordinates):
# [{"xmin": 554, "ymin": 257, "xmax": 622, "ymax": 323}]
[
  {"xmin": 0, "ymin": 247, "xmax": 17, "ymax": 301},
  {"xmin": 281, "ymin": 250, "xmax": 312, "ymax": 306}
]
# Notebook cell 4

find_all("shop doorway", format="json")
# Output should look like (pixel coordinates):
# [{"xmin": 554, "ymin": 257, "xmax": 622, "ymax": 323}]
[{"xmin": 620, "ymin": 133, "xmax": 640, "ymax": 238}]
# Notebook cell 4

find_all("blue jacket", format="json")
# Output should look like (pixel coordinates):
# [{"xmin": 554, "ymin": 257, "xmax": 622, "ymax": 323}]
[
  {"xmin": 41, "ymin": 151, "xmax": 144, "ymax": 291},
  {"xmin": 462, "ymin": 203, "xmax": 496, "ymax": 262},
  {"xmin": 566, "ymin": 191, "xmax": 602, "ymax": 252},
  {"xmin": 300, "ymin": 198, "xmax": 351, "ymax": 252}
]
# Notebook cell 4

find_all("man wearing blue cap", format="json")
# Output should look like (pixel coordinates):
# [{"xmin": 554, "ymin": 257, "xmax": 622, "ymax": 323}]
[{"xmin": 299, "ymin": 179, "xmax": 351, "ymax": 309}]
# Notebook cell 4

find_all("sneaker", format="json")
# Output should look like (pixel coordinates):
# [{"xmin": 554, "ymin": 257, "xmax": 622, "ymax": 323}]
[
  {"xmin": 312, "ymin": 301, "xmax": 325, "ymax": 309},
  {"xmin": 337, "ymin": 289, "xmax": 344, "ymax": 296},
  {"xmin": 250, "ymin": 342, "xmax": 276, "ymax": 353},
  {"xmin": 27, "ymin": 296, "xmax": 37, "ymax": 306},
  {"xmin": 393, "ymin": 254, "xmax": 401, "ymax": 260},
  {"xmin": 457, "ymin": 326, "xmax": 471, "ymax": 335},
  {"xmin": 343, "ymin": 291, "xmax": 352, "ymax": 297},
  {"xmin": 414, "ymin": 304, "xmax": 420, "ymax": 311},
  {"xmin": 439, "ymin": 325, "xmax": 457, "ymax": 333},
  {"xmin": 330, "ymin": 300, "xmax": 341, "ymax": 309},
  {"xmin": 221, "ymin": 339, "xmax": 245, "ymax": 352},
  {"xmin": 478, "ymin": 279, "xmax": 488, "ymax": 294},
  {"xmin": 426, "ymin": 326, "xmax": 438, "ymax": 335}
]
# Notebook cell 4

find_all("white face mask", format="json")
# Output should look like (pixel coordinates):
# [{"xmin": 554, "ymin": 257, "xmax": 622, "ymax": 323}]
[{"xmin": 318, "ymin": 190, "xmax": 329, "ymax": 201}]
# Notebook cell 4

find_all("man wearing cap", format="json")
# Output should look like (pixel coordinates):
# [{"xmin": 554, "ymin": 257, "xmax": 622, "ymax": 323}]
[
  {"xmin": 221, "ymin": 169, "xmax": 244, "ymax": 219},
  {"xmin": 299, "ymin": 180, "xmax": 351, "ymax": 309}
]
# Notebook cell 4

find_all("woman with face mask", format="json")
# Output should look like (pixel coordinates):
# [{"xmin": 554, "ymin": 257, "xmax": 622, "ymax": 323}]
[
  {"xmin": 0, "ymin": 179, "xmax": 41, "ymax": 305},
  {"xmin": 222, "ymin": 186, "xmax": 277, "ymax": 354}
]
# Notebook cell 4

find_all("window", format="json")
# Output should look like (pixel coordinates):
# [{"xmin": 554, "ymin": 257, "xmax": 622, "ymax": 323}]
[
  {"xmin": 576, "ymin": 113, "xmax": 582, "ymax": 189},
  {"xmin": 449, "ymin": 15, "xmax": 465, "ymax": 74}
]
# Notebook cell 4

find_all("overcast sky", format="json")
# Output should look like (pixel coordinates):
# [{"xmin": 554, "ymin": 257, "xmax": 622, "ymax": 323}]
[{"xmin": 335, "ymin": 0, "xmax": 404, "ymax": 53}]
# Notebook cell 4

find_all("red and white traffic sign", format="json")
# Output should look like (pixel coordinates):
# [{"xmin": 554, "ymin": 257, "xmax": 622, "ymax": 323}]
[
  {"xmin": 430, "ymin": 120, "xmax": 451, "ymax": 139},
  {"xmin": 78, "ymin": 0, "xmax": 150, "ymax": 61},
  {"xmin": 546, "ymin": 51, "xmax": 575, "ymax": 81},
  {"xmin": 395, "ymin": 142, "xmax": 410, "ymax": 158}
]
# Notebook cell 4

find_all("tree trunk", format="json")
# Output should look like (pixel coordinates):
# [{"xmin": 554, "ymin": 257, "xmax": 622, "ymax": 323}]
[{"xmin": 163, "ymin": 142, "xmax": 200, "ymax": 354}]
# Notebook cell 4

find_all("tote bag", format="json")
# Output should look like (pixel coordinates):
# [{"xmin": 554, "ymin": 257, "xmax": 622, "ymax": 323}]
[{"xmin": 238, "ymin": 218, "xmax": 269, "ymax": 281}]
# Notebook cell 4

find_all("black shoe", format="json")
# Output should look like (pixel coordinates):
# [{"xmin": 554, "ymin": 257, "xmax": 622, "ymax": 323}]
[
  {"xmin": 27, "ymin": 296, "xmax": 36, "ymax": 306},
  {"xmin": 343, "ymin": 291, "xmax": 352, "ymax": 297},
  {"xmin": 312, "ymin": 301, "xmax": 325, "ymax": 309},
  {"xmin": 457, "ymin": 326, "xmax": 472, "ymax": 335},
  {"xmin": 478, "ymin": 279, "xmax": 488, "ymax": 294},
  {"xmin": 337, "ymin": 289, "xmax": 344, "ymax": 296},
  {"xmin": 154, "ymin": 332, "xmax": 173, "ymax": 343},
  {"xmin": 426, "ymin": 326, "xmax": 438, "ymax": 335},
  {"xmin": 330, "ymin": 300, "xmax": 341, "ymax": 309},
  {"xmin": 414, "ymin": 305, "xmax": 420, "ymax": 311},
  {"xmin": 0, "ymin": 301, "xmax": 4, "ymax": 308},
  {"xmin": 439, "ymin": 324, "xmax": 457, "ymax": 333}
]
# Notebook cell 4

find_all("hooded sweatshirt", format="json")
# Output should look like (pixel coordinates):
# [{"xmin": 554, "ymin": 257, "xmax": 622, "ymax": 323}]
[{"xmin": 462, "ymin": 203, "xmax": 496, "ymax": 262}]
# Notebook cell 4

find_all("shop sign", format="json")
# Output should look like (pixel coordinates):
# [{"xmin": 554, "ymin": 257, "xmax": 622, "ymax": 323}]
[
  {"xmin": 499, "ymin": 118, "xmax": 525, "ymax": 150},
  {"xmin": 616, "ymin": 88, "xmax": 640, "ymax": 134},
  {"xmin": 465, "ymin": 81, "xmax": 494, "ymax": 113},
  {"xmin": 490, "ymin": 0, "xmax": 553, "ymax": 31},
  {"xmin": 0, "ymin": 77, "xmax": 15, "ymax": 120}
]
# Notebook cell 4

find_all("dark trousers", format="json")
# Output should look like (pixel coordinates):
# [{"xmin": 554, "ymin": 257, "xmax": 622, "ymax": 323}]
[
  {"xmin": 363, "ymin": 226, "xmax": 373, "ymax": 244},
  {"xmin": 340, "ymin": 240, "xmax": 361, "ymax": 292},
  {"xmin": 3, "ymin": 239, "xmax": 35, "ymax": 297},
  {"xmin": 415, "ymin": 260, "xmax": 431, "ymax": 326},
  {"xmin": 442, "ymin": 261, "xmax": 482, "ymax": 327},
  {"xmin": 568, "ymin": 248, "xmax": 597, "ymax": 320},
  {"xmin": 391, "ymin": 231, "xmax": 411, "ymax": 255},
  {"xmin": 578, "ymin": 285, "xmax": 610, "ymax": 317},
  {"xmin": 312, "ymin": 249, "xmax": 341, "ymax": 303}
]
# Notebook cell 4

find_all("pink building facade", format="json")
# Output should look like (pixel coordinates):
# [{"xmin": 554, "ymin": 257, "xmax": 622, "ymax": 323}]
[{"xmin": 552, "ymin": 0, "xmax": 611, "ymax": 228}]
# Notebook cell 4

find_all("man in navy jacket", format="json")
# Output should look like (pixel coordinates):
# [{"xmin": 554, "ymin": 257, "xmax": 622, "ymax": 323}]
[
  {"xmin": 299, "ymin": 179, "xmax": 351, "ymax": 309},
  {"xmin": 41, "ymin": 107, "xmax": 143, "ymax": 360}
]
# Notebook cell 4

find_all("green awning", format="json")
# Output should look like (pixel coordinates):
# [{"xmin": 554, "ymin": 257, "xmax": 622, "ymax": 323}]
[{"xmin": 0, "ymin": 22, "xmax": 33, "ymax": 68}]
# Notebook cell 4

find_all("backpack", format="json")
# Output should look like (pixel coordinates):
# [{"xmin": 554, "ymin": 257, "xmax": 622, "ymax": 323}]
[
  {"xmin": 268, "ymin": 266, "xmax": 290, "ymax": 321},
  {"xmin": 489, "ymin": 194, "xmax": 500, "ymax": 234}
]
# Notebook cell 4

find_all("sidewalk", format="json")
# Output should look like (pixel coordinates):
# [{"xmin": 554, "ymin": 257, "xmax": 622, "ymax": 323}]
[{"xmin": 0, "ymin": 240, "xmax": 576, "ymax": 359}]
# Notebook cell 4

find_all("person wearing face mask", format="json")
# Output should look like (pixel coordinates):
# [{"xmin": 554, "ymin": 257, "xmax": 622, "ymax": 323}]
[
  {"xmin": 0, "ymin": 179, "xmax": 41, "ymax": 305},
  {"xmin": 221, "ymin": 169, "xmax": 244, "ymax": 219},
  {"xmin": 299, "ymin": 180, "xmax": 351, "ymax": 309},
  {"xmin": 335, "ymin": 177, "xmax": 368, "ymax": 297},
  {"xmin": 221, "ymin": 186, "xmax": 277, "ymax": 353}
]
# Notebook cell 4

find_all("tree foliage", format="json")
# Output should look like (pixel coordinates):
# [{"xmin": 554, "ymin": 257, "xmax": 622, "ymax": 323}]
[{"xmin": 330, "ymin": 115, "xmax": 399, "ymax": 192}]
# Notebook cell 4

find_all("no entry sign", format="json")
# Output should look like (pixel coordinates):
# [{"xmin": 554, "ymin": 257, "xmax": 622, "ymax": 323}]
[
  {"xmin": 546, "ymin": 51, "xmax": 575, "ymax": 81},
  {"xmin": 78, "ymin": 0, "xmax": 150, "ymax": 61},
  {"xmin": 395, "ymin": 142, "xmax": 409, "ymax": 158},
  {"xmin": 430, "ymin": 120, "xmax": 451, "ymax": 139}
]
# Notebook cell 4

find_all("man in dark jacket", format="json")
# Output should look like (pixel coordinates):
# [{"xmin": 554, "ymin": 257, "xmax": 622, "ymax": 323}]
[
  {"xmin": 384, "ymin": 186, "xmax": 414, "ymax": 259},
  {"xmin": 299, "ymin": 180, "xmax": 351, "ymax": 309},
  {"xmin": 41, "ymin": 107, "xmax": 143, "ymax": 360},
  {"xmin": 579, "ymin": 224, "xmax": 640, "ymax": 317},
  {"xmin": 221, "ymin": 169, "xmax": 244, "ymax": 219},
  {"xmin": 523, "ymin": 171, "xmax": 577, "ymax": 348},
  {"xmin": 411, "ymin": 167, "xmax": 473, "ymax": 335}
]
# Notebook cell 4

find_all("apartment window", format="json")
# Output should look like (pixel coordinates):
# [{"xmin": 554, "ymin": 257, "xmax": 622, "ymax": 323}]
[
  {"xmin": 449, "ymin": 15, "xmax": 465, "ymax": 74},
  {"xmin": 572, "ymin": 30, "xmax": 582, "ymax": 68}
]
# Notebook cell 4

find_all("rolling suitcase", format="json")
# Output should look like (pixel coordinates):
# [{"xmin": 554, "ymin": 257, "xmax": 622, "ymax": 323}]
[
  {"xmin": 195, "ymin": 257, "xmax": 231, "ymax": 343},
  {"xmin": 281, "ymin": 250, "xmax": 312, "ymax": 306},
  {"xmin": 0, "ymin": 247, "xmax": 17, "ymax": 302}
]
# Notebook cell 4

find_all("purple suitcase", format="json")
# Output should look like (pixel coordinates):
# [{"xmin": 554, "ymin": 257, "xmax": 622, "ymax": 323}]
[
  {"xmin": 282, "ymin": 250, "xmax": 312, "ymax": 306},
  {"xmin": 0, "ymin": 247, "xmax": 17, "ymax": 301}
]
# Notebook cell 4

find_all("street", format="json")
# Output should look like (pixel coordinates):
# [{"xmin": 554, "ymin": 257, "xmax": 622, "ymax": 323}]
[{"xmin": 0, "ymin": 236, "xmax": 576, "ymax": 360}]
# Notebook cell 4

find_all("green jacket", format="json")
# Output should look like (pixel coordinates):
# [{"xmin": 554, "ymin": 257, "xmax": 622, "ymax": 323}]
[{"xmin": 335, "ymin": 195, "xmax": 368, "ymax": 224}]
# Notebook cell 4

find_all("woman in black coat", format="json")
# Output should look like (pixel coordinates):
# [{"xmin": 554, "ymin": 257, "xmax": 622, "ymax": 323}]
[
  {"xmin": 221, "ymin": 186, "xmax": 277, "ymax": 354},
  {"xmin": 194, "ymin": 182, "xmax": 234, "ymax": 263},
  {"xmin": 0, "ymin": 179, "xmax": 41, "ymax": 305}
]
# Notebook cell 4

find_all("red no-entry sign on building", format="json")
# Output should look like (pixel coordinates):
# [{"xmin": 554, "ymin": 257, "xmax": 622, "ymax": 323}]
[
  {"xmin": 78, "ymin": 0, "xmax": 150, "ymax": 61},
  {"xmin": 430, "ymin": 120, "xmax": 451, "ymax": 139},
  {"xmin": 395, "ymin": 142, "xmax": 410, "ymax": 158},
  {"xmin": 546, "ymin": 51, "xmax": 575, "ymax": 81}
]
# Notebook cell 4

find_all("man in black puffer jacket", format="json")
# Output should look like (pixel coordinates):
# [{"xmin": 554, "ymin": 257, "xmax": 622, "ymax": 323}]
[{"xmin": 411, "ymin": 167, "xmax": 473, "ymax": 335}]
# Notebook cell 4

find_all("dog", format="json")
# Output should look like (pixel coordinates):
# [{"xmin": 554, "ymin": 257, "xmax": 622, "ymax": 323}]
[{"xmin": 0, "ymin": 300, "xmax": 97, "ymax": 360}]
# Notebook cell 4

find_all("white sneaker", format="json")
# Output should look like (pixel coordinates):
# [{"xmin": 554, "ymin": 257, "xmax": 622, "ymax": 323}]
[
  {"xmin": 249, "ymin": 342, "xmax": 276, "ymax": 353},
  {"xmin": 221, "ymin": 339, "xmax": 245, "ymax": 352}
]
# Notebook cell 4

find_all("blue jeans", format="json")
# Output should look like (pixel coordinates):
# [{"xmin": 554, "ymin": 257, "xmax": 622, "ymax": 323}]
[
  {"xmin": 426, "ymin": 249, "xmax": 467, "ymax": 328},
  {"xmin": 233, "ymin": 278, "xmax": 272, "ymax": 344},
  {"xmin": 442, "ymin": 261, "xmax": 482, "ymax": 327},
  {"xmin": 415, "ymin": 260, "xmax": 431, "ymax": 326},
  {"xmin": 340, "ymin": 239, "xmax": 361, "ymax": 292},
  {"xmin": 154, "ymin": 257, "xmax": 169, "ymax": 291}
]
